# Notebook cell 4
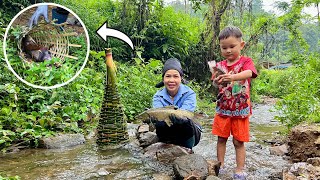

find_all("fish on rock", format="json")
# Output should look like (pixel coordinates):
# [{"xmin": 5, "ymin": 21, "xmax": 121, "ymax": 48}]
[
  {"xmin": 208, "ymin": 60, "xmax": 229, "ymax": 87},
  {"xmin": 22, "ymin": 35, "xmax": 53, "ymax": 62},
  {"xmin": 135, "ymin": 106, "xmax": 195, "ymax": 127}
]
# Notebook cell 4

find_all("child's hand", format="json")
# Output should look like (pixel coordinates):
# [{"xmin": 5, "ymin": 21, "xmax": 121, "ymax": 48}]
[{"xmin": 215, "ymin": 72, "xmax": 234, "ymax": 84}]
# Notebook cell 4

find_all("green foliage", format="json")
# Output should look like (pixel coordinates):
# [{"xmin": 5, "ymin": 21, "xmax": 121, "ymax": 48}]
[
  {"xmin": 252, "ymin": 54, "xmax": 320, "ymax": 129},
  {"xmin": 274, "ymin": 55, "xmax": 320, "ymax": 128},
  {"xmin": 139, "ymin": 6, "xmax": 204, "ymax": 62},
  {"xmin": 5, "ymin": 26, "xmax": 87, "ymax": 87},
  {"xmin": 53, "ymin": 0, "xmax": 132, "ymax": 60},
  {"xmin": 187, "ymin": 80, "xmax": 216, "ymax": 116},
  {"xmin": 0, "ymin": 174, "xmax": 20, "ymax": 180},
  {"xmin": 0, "ymin": 47, "xmax": 105, "ymax": 151},
  {"xmin": 116, "ymin": 58, "xmax": 162, "ymax": 121},
  {"xmin": 0, "ymin": 0, "xmax": 43, "ymax": 25},
  {"xmin": 252, "ymin": 69, "xmax": 288, "ymax": 97}
]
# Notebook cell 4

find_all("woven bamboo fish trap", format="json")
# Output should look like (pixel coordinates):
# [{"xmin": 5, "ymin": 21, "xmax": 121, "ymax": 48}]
[
  {"xmin": 18, "ymin": 22, "xmax": 81, "ymax": 61},
  {"xmin": 97, "ymin": 48, "xmax": 128, "ymax": 145}
]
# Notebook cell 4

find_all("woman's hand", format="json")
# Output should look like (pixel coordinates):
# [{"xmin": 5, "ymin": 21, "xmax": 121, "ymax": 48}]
[{"xmin": 28, "ymin": 5, "xmax": 49, "ymax": 28}]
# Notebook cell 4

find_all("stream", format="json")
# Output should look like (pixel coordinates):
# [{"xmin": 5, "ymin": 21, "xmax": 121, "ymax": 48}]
[{"xmin": 0, "ymin": 102, "xmax": 291, "ymax": 179}]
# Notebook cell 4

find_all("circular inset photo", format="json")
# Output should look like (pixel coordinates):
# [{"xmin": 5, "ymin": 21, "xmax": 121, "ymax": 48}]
[{"xmin": 3, "ymin": 3, "xmax": 90, "ymax": 90}]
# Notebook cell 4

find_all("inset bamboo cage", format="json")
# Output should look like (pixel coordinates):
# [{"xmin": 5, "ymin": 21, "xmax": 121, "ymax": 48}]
[
  {"xmin": 18, "ymin": 22, "xmax": 81, "ymax": 61},
  {"xmin": 97, "ymin": 48, "xmax": 128, "ymax": 145}
]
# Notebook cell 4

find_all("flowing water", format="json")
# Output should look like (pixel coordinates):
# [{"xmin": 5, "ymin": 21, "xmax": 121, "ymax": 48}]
[{"xmin": 0, "ymin": 103, "xmax": 291, "ymax": 179}]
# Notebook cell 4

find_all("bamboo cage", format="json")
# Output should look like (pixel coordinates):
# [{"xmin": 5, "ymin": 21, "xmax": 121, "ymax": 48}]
[
  {"xmin": 97, "ymin": 48, "xmax": 128, "ymax": 145},
  {"xmin": 18, "ymin": 22, "xmax": 81, "ymax": 61}
]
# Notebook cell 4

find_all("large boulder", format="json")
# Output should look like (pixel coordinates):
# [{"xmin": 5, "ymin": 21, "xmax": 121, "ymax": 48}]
[
  {"xmin": 288, "ymin": 123, "xmax": 320, "ymax": 162},
  {"xmin": 144, "ymin": 142, "xmax": 192, "ymax": 163},
  {"xmin": 173, "ymin": 154, "xmax": 209, "ymax": 180},
  {"xmin": 39, "ymin": 133, "xmax": 85, "ymax": 149}
]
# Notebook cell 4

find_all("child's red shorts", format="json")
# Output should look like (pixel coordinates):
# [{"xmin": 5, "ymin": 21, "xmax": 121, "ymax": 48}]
[{"xmin": 212, "ymin": 114, "xmax": 250, "ymax": 142}]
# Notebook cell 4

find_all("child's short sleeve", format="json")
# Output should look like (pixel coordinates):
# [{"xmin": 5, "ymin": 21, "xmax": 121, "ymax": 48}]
[{"xmin": 242, "ymin": 57, "xmax": 258, "ymax": 78}]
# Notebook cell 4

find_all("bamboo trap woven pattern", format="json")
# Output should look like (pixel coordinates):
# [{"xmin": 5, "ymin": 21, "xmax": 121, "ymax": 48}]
[
  {"xmin": 18, "ymin": 22, "xmax": 81, "ymax": 61},
  {"xmin": 97, "ymin": 48, "xmax": 128, "ymax": 145}
]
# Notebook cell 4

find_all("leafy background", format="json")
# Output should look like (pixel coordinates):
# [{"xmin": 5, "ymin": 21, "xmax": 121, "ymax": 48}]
[{"xmin": 0, "ymin": 0, "xmax": 319, "ymax": 157}]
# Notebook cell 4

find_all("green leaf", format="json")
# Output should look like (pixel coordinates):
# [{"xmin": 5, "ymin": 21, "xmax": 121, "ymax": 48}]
[
  {"xmin": 26, "ymin": 115, "xmax": 36, "ymax": 121},
  {"xmin": 44, "ymin": 70, "xmax": 51, "ymax": 77},
  {"xmin": 1, "ymin": 107, "xmax": 11, "ymax": 116}
]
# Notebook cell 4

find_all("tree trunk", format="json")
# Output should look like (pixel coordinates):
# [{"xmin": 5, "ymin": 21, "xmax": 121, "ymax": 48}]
[{"xmin": 208, "ymin": 0, "xmax": 232, "ymax": 61}]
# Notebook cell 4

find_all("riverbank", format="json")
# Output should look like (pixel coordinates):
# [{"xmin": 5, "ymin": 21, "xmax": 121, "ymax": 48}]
[{"xmin": 0, "ymin": 99, "xmax": 293, "ymax": 179}]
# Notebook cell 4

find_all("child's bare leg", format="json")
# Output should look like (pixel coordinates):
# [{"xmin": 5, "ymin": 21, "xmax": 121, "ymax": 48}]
[
  {"xmin": 233, "ymin": 138, "xmax": 245, "ymax": 173},
  {"xmin": 217, "ymin": 136, "xmax": 228, "ymax": 167}
]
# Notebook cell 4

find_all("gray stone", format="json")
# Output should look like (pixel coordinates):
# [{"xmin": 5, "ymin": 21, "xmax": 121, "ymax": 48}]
[
  {"xmin": 97, "ymin": 168, "xmax": 110, "ymax": 176},
  {"xmin": 173, "ymin": 154, "xmax": 208, "ymax": 180},
  {"xmin": 144, "ymin": 142, "xmax": 191, "ymax": 163},
  {"xmin": 138, "ymin": 124, "xmax": 149, "ymax": 133},
  {"xmin": 127, "ymin": 123, "xmax": 139, "ymax": 138},
  {"xmin": 152, "ymin": 173, "xmax": 173, "ymax": 180},
  {"xmin": 39, "ymin": 133, "xmax": 85, "ymax": 149},
  {"xmin": 156, "ymin": 144, "xmax": 192, "ymax": 163},
  {"xmin": 113, "ymin": 169, "xmax": 148, "ymax": 179},
  {"xmin": 138, "ymin": 131, "xmax": 158, "ymax": 147},
  {"xmin": 269, "ymin": 144, "xmax": 288, "ymax": 156},
  {"xmin": 206, "ymin": 175, "xmax": 221, "ymax": 180},
  {"xmin": 285, "ymin": 162, "xmax": 320, "ymax": 179}
]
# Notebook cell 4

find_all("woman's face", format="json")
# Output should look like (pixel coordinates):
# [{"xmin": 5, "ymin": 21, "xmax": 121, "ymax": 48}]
[{"xmin": 163, "ymin": 69, "xmax": 181, "ymax": 96}]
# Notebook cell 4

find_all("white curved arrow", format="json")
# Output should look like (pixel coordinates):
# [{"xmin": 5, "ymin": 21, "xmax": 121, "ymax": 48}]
[{"xmin": 96, "ymin": 23, "xmax": 134, "ymax": 50}]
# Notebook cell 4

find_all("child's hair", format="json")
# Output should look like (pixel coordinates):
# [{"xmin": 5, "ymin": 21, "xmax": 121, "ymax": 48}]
[{"xmin": 218, "ymin": 26, "xmax": 243, "ymax": 41}]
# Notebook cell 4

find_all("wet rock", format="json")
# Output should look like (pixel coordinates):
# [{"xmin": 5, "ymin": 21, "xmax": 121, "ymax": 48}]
[
  {"xmin": 282, "ymin": 168, "xmax": 297, "ymax": 180},
  {"xmin": 144, "ymin": 142, "xmax": 166, "ymax": 159},
  {"xmin": 173, "ymin": 154, "xmax": 208, "ymax": 180},
  {"xmin": 127, "ymin": 123, "xmax": 139, "ymax": 138},
  {"xmin": 152, "ymin": 173, "xmax": 173, "ymax": 180},
  {"xmin": 268, "ymin": 171, "xmax": 282, "ymax": 180},
  {"xmin": 156, "ymin": 145, "xmax": 192, "ymax": 163},
  {"xmin": 144, "ymin": 142, "xmax": 192, "ymax": 163},
  {"xmin": 39, "ymin": 133, "xmax": 85, "ymax": 149},
  {"xmin": 307, "ymin": 157, "xmax": 320, "ymax": 166},
  {"xmin": 283, "ymin": 162, "xmax": 320, "ymax": 180},
  {"xmin": 263, "ymin": 135, "xmax": 288, "ymax": 146},
  {"xmin": 138, "ymin": 131, "xmax": 158, "ymax": 147},
  {"xmin": 269, "ymin": 144, "xmax": 288, "ymax": 156},
  {"xmin": 113, "ymin": 169, "xmax": 150, "ymax": 179},
  {"xmin": 97, "ymin": 168, "xmax": 110, "ymax": 176},
  {"xmin": 206, "ymin": 175, "xmax": 221, "ymax": 180},
  {"xmin": 145, "ymin": 160, "xmax": 174, "ymax": 175},
  {"xmin": 207, "ymin": 160, "xmax": 221, "ymax": 176},
  {"xmin": 288, "ymin": 123, "xmax": 320, "ymax": 162},
  {"xmin": 138, "ymin": 124, "xmax": 149, "ymax": 133},
  {"xmin": 124, "ymin": 138, "xmax": 143, "ymax": 155}
]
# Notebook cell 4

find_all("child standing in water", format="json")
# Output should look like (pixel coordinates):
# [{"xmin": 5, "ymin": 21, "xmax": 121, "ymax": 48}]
[{"xmin": 211, "ymin": 26, "xmax": 258, "ymax": 180}]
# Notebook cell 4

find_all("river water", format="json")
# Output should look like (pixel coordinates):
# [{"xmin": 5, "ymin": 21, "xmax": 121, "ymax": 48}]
[{"xmin": 0, "ymin": 103, "xmax": 291, "ymax": 179}]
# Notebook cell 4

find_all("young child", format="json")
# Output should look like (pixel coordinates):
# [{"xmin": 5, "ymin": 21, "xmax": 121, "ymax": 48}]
[{"xmin": 211, "ymin": 26, "xmax": 257, "ymax": 179}]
